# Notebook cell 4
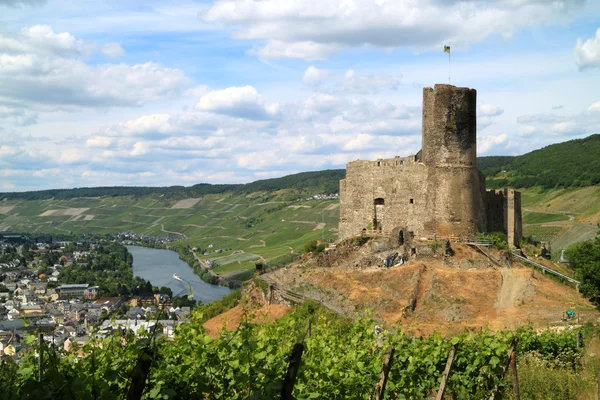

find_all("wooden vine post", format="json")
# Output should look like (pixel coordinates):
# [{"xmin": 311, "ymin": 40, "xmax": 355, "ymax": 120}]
[
  {"xmin": 435, "ymin": 345, "xmax": 457, "ymax": 400},
  {"xmin": 373, "ymin": 347, "xmax": 395, "ymax": 400},
  {"xmin": 488, "ymin": 337, "xmax": 519, "ymax": 400},
  {"xmin": 281, "ymin": 343, "xmax": 304, "ymax": 400},
  {"xmin": 38, "ymin": 333, "xmax": 44, "ymax": 382},
  {"xmin": 509, "ymin": 347, "xmax": 520, "ymax": 400}
]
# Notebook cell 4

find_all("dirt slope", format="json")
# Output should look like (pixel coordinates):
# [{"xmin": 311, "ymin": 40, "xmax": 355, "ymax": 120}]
[{"xmin": 264, "ymin": 243, "xmax": 597, "ymax": 336}]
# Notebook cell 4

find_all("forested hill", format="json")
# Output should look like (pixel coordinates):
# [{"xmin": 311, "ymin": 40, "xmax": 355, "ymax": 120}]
[
  {"xmin": 479, "ymin": 134, "xmax": 600, "ymax": 189},
  {"xmin": 0, "ymin": 169, "xmax": 346, "ymax": 200}
]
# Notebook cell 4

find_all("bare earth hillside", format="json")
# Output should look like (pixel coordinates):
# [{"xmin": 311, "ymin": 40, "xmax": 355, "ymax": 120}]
[{"xmin": 263, "ymin": 242, "xmax": 597, "ymax": 336}]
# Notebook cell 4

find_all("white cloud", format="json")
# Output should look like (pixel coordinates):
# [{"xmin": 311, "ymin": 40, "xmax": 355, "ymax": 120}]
[
  {"xmin": 551, "ymin": 121, "xmax": 577, "ymax": 134},
  {"xmin": 587, "ymin": 100, "xmax": 600, "ymax": 114},
  {"xmin": 131, "ymin": 142, "xmax": 150, "ymax": 156},
  {"xmin": 19, "ymin": 25, "xmax": 92, "ymax": 57},
  {"xmin": 0, "ymin": 106, "xmax": 37, "ymax": 126},
  {"xmin": 574, "ymin": 28, "xmax": 600, "ymax": 70},
  {"xmin": 478, "ymin": 134, "xmax": 508, "ymax": 154},
  {"xmin": 302, "ymin": 66, "xmax": 329, "ymax": 85},
  {"xmin": 518, "ymin": 125, "xmax": 537, "ymax": 137},
  {"xmin": 248, "ymin": 40, "xmax": 339, "ymax": 60},
  {"xmin": 196, "ymin": 86, "xmax": 280, "ymax": 120},
  {"xmin": 204, "ymin": 0, "xmax": 584, "ymax": 60},
  {"xmin": 479, "ymin": 104, "xmax": 504, "ymax": 117},
  {"xmin": 183, "ymin": 85, "xmax": 210, "ymax": 97},
  {"xmin": 101, "ymin": 42, "xmax": 125, "ymax": 58},
  {"xmin": 341, "ymin": 70, "xmax": 401, "ymax": 94},
  {"xmin": 0, "ymin": 26, "xmax": 188, "ymax": 114},
  {"xmin": 86, "ymin": 136, "xmax": 113, "ymax": 148}
]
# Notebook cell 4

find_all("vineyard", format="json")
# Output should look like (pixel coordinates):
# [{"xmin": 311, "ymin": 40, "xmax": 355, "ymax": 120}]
[{"xmin": 0, "ymin": 301, "xmax": 590, "ymax": 400}]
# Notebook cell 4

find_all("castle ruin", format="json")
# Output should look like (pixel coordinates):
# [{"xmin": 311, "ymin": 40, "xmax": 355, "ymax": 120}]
[{"xmin": 339, "ymin": 84, "xmax": 522, "ymax": 247}]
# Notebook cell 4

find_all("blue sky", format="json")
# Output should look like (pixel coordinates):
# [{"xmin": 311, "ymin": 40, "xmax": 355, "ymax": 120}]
[{"xmin": 1, "ymin": 0, "xmax": 600, "ymax": 191}]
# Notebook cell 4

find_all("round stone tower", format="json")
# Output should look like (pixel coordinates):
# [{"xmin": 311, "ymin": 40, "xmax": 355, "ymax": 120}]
[
  {"xmin": 421, "ymin": 84, "xmax": 485, "ymax": 237},
  {"xmin": 421, "ymin": 84, "xmax": 477, "ymax": 167}
]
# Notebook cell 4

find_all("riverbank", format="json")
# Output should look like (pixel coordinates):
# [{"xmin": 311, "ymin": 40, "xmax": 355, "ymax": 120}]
[
  {"xmin": 126, "ymin": 245, "xmax": 232, "ymax": 304},
  {"xmin": 175, "ymin": 246, "xmax": 242, "ymax": 289}
]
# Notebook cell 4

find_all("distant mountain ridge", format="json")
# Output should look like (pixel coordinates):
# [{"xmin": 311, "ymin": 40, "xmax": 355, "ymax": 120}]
[
  {"xmin": 0, "ymin": 169, "xmax": 346, "ymax": 200},
  {"xmin": 2, "ymin": 134, "xmax": 599, "ymax": 200}
]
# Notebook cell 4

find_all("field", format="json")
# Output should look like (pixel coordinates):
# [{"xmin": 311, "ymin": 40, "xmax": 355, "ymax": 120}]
[
  {"xmin": 520, "ymin": 186, "xmax": 600, "ymax": 254},
  {"xmin": 1, "ymin": 184, "xmax": 598, "ymax": 275},
  {"xmin": 0, "ymin": 193, "xmax": 340, "ymax": 276}
]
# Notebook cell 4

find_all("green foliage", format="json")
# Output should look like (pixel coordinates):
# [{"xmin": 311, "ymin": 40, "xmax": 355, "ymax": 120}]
[
  {"xmin": 508, "ymin": 352, "xmax": 586, "ymax": 400},
  {"xmin": 477, "ymin": 232, "xmax": 509, "ymax": 250},
  {"xmin": 523, "ymin": 212, "xmax": 569, "ymax": 224},
  {"xmin": 480, "ymin": 134, "xmax": 600, "ymax": 189},
  {"xmin": 195, "ymin": 288, "xmax": 242, "ymax": 324},
  {"xmin": 0, "ymin": 306, "xmax": 585, "ymax": 399},
  {"xmin": 303, "ymin": 240, "xmax": 327, "ymax": 254},
  {"xmin": 565, "ymin": 234, "xmax": 600, "ymax": 304},
  {"xmin": 59, "ymin": 241, "xmax": 153, "ymax": 297}
]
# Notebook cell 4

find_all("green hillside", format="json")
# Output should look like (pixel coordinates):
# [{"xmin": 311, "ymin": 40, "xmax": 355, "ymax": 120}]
[
  {"xmin": 2, "ymin": 135, "xmax": 600, "ymax": 277},
  {"xmin": 0, "ymin": 169, "xmax": 345, "ymax": 201},
  {"xmin": 0, "ymin": 170, "xmax": 344, "ymax": 279},
  {"xmin": 480, "ymin": 134, "xmax": 600, "ymax": 189}
]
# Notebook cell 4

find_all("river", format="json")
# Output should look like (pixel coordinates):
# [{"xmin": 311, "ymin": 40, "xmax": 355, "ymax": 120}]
[{"xmin": 126, "ymin": 246, "xmax": 231, "ymax": 303}]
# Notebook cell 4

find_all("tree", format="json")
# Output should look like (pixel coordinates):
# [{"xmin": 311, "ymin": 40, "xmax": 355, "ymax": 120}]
[{"xmin": 565, "ymin": 234, "xmax": 600, "ymax": 305}]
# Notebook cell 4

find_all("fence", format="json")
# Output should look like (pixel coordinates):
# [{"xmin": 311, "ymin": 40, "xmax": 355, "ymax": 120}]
[{"xmin": 511, "ymin": 252, "xmax": 580, "ymax": 286}]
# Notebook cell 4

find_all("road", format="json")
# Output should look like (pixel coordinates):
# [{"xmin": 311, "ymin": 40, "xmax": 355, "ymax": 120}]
[{"xmin": 191, "ymin": 250, "xmax": 219, "ymax": 278}]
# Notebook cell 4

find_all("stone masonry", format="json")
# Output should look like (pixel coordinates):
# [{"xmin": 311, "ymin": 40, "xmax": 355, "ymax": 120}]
[{"xmin": 339, "ymin": 84, "xmax": 522, "ymax": 247}]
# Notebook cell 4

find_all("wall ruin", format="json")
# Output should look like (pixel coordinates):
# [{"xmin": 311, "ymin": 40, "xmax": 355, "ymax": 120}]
[{"xmin": 339, "ymin": 84, "xmax": 522, "ymax": 247}]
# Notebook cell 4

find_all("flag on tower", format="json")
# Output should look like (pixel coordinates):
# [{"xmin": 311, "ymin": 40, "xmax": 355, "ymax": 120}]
[{"xmin": 444, "ymin": 45, "xmax": 451, "ymax": 54}]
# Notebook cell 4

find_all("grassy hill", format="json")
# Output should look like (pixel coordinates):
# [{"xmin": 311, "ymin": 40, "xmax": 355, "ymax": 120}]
[
  {"xmin": 0, "ymin": 169, "xmax": 345, "ymax": 201},
  {"xmin": 0, "ymin": 170, "xmax": 344, "ymax": 280},
  {"xmin": 2, "ymin": 135, "xmax": 600, "ymax": 277},
  {"xmin": 480, "ymin": 134, "xmax": 600, "ymax": 189}
]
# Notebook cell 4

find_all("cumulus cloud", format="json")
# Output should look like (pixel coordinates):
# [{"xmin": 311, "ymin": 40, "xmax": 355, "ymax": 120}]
[
  {"xmin": 479, "ymin": 104, "xmax": 504, "ymax": 117},
  {"xmin": 0, "ymin": 87, "xmax": 425, "ymax": 190},
  {"xmin": 204, "ymin": 0, "xmax": 584, "ymax": 60},
  {"xmin": 302, "ymin": 66, "xmax": 329, "ymax": 85},
  {"xmin": 196, "ymin": 86, "xmax": 280, "ymax": 120},
  {"xmin": 588, "ymin": 101, "xmax": 600, "ymax": 114},
  {"xmin": 478, "ymin": 134, "xmax": 509, "ymax": 154},
  {"xmin": 0, "ymin": 106, "xmax": 38, "ymax": 126},
  {"xmin": 86, "ymin": 136, "xmax": 114, "ymax": 148},
  {"xmin": 574, "ymin": 28, "xmax": 600, "ymax": 70},
  {"xmin": 0, "ymin": 26, "xmax": 187, "ymax": 117},
  {"xmin": 516, "ymin": 99, "xmax": 600, "ymax": 138},
  {"xmin": 101, "ymin": 42, "xmax": 125, "ymax": 58},
  {"xmin": 340, "ymin": 70, "xmax": 401, "ymax": 94},
  {"xmin": 248, "ymin": 40, "xmax": 339, "ymax": 60}
]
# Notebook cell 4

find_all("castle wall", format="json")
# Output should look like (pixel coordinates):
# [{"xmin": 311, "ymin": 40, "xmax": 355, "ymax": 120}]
[
  {"xmin": 339, "ymin": 156, "xmax": 430, "ymax": 239},
  {"xmin": 505, "ymin": 189, "xmax": 522, "ymax": 247},
  {"xmin": 486, "ymin": 190, "xmax": 505, "ymax": 233},
  {"xmin": 339, "ymin": 83, "xmax": 522, "ymax": 246}
]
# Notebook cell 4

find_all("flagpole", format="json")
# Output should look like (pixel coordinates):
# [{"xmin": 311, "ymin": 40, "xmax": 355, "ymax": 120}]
[{"xmin": 448, "ymin": 43, "xmax": 451, "ymax": 84}]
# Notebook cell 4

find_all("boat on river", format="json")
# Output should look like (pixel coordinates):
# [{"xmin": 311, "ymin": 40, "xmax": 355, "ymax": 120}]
[{"xmin": 173, "ymin": 273, "xmax": 182, "ymax": 281}]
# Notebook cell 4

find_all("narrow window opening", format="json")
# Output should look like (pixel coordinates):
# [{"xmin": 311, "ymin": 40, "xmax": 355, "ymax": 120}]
[
  {"xmin": 409, "ymin": 198, "xmax": 414, "ymax": 204},
  {"xmin": 377, "ymin": 161, "xmax": 381, "ymax": 166}
]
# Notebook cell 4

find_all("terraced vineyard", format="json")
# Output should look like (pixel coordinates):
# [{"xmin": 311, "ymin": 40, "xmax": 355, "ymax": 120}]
[{"xmin": 0, "ymin": 192, "xmax": 340, "ymax": 278}]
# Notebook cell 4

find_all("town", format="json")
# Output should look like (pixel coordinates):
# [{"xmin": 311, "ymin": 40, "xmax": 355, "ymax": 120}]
[{"xmin": 0, "ymin": 233, "xmax": 192, "ymax": 358}]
